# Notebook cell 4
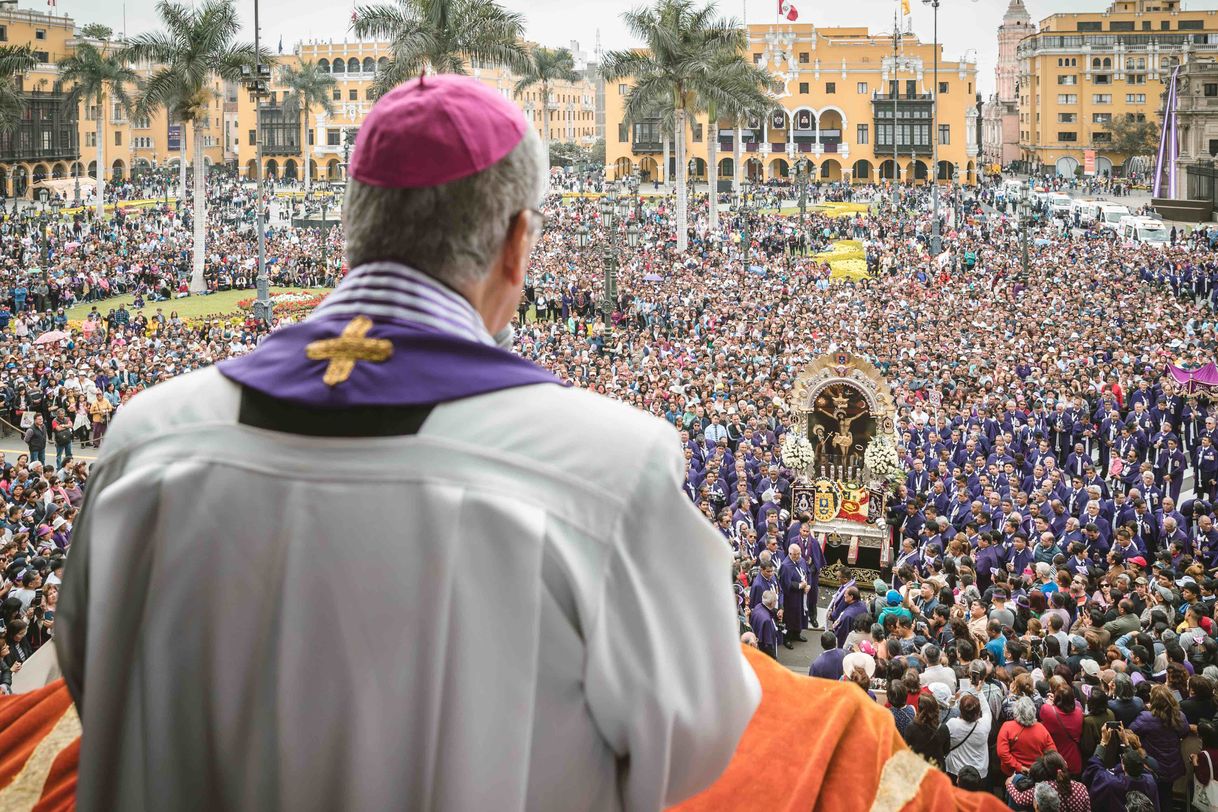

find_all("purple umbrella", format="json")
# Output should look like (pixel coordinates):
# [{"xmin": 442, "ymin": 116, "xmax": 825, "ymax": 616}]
[{"xmin": 642, "ymin": 273, "xmax": 664, "ymax": 282}]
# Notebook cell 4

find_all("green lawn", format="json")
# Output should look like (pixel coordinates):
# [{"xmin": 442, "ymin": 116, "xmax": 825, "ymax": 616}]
[{"xmin": 66, "ymin": 287, "xmax": 330, "ymax": 322}]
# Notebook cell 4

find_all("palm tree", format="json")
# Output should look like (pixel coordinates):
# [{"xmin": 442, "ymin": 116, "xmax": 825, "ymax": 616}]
[
  {"xmin": 352, "ymin": 0, "xmax": 530, "ymax": 98},
  {"xmin": 57, "ymin": 43, "xmax": 139, "ymax": 221},
  {"xmin": 0, "ymin": 46, "xmax": 37, "ymax": 132},
  {"xmin": 699, "ymin": 57, "xmax": 774, "ymax": 234},
  {"xmin": 602, "ymin": 0, "xmax": 752, "ymax": 253},
  {"xmin": 281, "ymin": 61, "xmax": 336, "ymax": 194},
  {"xmin": 123, "ymin": 0, "xmax": 264, "ymax": 293},
  {"xmin": 513, "ymin": 47, "xmax": 579, "ymax": 167}
]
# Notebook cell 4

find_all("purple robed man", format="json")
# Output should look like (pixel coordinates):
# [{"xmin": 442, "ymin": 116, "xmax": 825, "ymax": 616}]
[
  {"xmin": 750, "ymin": 592, "xmax": 781, "ymax": 659},
  {"xmin": 829, "ymin": 584, "xmax": 868, "ymax": 648},
  {"xmin": 778, "ymin": 544, "xmax": 809, "ymax": 643},
  {"xmin": 804, "ymin": 532, "xmax": 827, "ymax": 628}
]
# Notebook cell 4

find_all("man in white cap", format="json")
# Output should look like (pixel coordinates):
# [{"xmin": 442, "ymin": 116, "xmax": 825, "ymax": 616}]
[{"xmin": 57, "ymin": 75, "xmax": 757, "ymax": 811}]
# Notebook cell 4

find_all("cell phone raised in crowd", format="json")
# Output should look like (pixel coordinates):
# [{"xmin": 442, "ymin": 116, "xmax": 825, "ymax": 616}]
[{"xmin": 1105, "ymin": 720, "xmax": 1121, "ymax": 731}]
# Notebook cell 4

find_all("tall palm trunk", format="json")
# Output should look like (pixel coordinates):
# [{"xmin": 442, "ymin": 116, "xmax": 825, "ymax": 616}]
[
  {"xmin": 674, "ymin": 106, "xmax": 688, "ymax": 253},
  {"xmin": 732, "ymin": 121, "xmax": 742, "ymax": 194},
  {"xmin": 661, "ymin": 136, "xmax": 670, "ymax": 185},
  {"xmin": 706, "ymin": 105, "xmax": 718, "ymax": 234},
  {"xmin": 190, "ymin": 125, "xmax": 206, "ymax": 292},
  {"xmin": 302, "ymin": 106, "xmax": 311, "ymax": 195},
  {"xmin": 178, "ymin": 123, "xmax": 187, "ymax": 205},
  {"xmin": 95, "ymin": 102, "xmax": 106, "ymax": 221}
]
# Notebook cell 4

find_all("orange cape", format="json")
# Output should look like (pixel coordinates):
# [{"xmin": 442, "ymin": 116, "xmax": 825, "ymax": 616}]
[
  {"xmin": 0, "ymin": 647, "xmax": 1004, "ymax": 811},
  {"xmin": 671, "ymin": 646, "xmax": 1007, "ymax": 811}
]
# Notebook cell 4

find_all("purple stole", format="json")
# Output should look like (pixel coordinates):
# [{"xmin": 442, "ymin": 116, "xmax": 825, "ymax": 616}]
[{"xmin": 219, "ymin": 314, "xmax": 562, "ymax": 407}]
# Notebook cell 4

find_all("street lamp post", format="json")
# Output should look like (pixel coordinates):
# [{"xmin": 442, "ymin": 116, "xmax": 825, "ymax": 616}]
[
  {"xmin": 241, "ymin": 0, "xmax": 273, "ymax": 325},
  {"xmin": 597, "ymin": 184, "xmax": 639, "ymax": 327},
  {"xmin": 320, "ymin": 196, "xmax": 329, "ymax": 276},
  {"xmin": 1019, "ymin": 184, "xmax": 1029, "ymax": 281},
  {"xmin": 600, "ymin": 187, "xmax": 617, "ymax": 326},
  {"xmin": 37, "ymin": 211, "xmax": 48, "ymax": 282},
  {"xmin": 341, "ymin": 128, "xmax": 355, "ymax": 178},
  {"xmin": 741, "ymin": 181, "xmax": 752, "ymax": 265},
  {"xmin": 953, "ymin": 161, "xmax": 961, "ymax": 227},
  {"xmin": 794, "ymin": 156, "xmax": 809, "ymax": 235},
  {"xmin": 924, "ymin": 0, "xmax": 941, "ymax": 257}
]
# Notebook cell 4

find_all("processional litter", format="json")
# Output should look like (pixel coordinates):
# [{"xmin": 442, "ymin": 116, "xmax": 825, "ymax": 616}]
[{"xmin": 781, "ymin": 351, "xmax": 902, "ymax": 589}]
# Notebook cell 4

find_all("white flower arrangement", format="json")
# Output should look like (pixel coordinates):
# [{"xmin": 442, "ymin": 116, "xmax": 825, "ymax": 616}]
[
  {"xmin": 268, "ymin": 291, "xmax": 318, "ymax": 305},
  {"xmin": 780, "ymin": 434, "xmax": 815, "ymax": 474},
  {"xmin": 863, "ymin": 436, "xmax": 905, "ymax": 487}
]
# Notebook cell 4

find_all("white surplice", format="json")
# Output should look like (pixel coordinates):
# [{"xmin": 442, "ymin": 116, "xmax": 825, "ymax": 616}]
[{"xmin": 56, "ymin": 368, "xmax": 760, "ymax": 811}]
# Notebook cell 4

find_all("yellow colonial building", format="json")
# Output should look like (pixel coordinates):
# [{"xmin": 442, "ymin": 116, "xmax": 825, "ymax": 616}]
[
  {"xmin": 0, "ymin": 5, "xmax": 230, "ymax": 199},
  {"xmin": 606, "ymin": 23, "xmax": 980, "ymax": 186},
  {"xmin": 0, "ymin": 4, "xmax": 596, "ymax": 197},
  {"xmin": 0, "ymin": 6, "xmax": 79, "ymax": 198},
  {"xmin": 85, "ymin": 60, "xmax": 231, "ymax": 186},
  {"xmin": 1017, "ymin": 0, "xmax": 1218, "ymax": 176},
  {"xmin": 235, "ymin": 39, "xmax": 600, "ymax": 182}
]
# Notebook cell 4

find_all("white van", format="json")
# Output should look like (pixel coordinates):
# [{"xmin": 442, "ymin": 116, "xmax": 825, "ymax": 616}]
[
  {"xmin": 999, "ymin": 179, "xmax": 1025, "ymax": 200},
  {"xmin": 1096, "ymin": 203, "xmax": 1131, "ymax": 231},
  {"xmin": 1073, "ymin": 199, "xmax": 1102, "ymax": 225},
  {"xmin": 1118, "ymin": 216, "xmax": 1170, "ymax": 246},
  {"xmin": 1048, "ymin": 193, "xmax": 1073, "ymax": 217}
]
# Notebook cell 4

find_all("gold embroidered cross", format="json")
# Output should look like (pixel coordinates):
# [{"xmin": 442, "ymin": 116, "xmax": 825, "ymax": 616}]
[{"xmin": 305, "ymin": 315, "xmax": 393, "ymax": 386}]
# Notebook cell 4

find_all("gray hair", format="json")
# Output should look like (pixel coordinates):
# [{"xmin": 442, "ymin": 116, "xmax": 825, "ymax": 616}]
[
  {"xmin": 343, "ymin": 128, "xmax": 546, "ymax": 289},
  {"xmin": 1013, "ymin": 696, "xmax": 1038, "ymax": 727},
  {"xmin": 762, "ymin": 590, "xmax": 778, "ymax": 609},
  {"xmin": 1124, "ymin": 792, "xmax": 1154, "ymax": 812},
  {"xmin": 1114, "ymin": 673, "xmax": 1134, "ymax": 700},
  {"xmin": 1033, "ymin": 782, "xmax": 1061, "ymax": 812}
]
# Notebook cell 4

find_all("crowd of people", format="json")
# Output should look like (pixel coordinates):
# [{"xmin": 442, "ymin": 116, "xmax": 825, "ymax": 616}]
[
  {"xmin": 4, "ymin": 165, "xmax": 1218, "ymax": 806},
  {"xmin": 511, "ymin": 173, "xmax": 1218, "ymax": 809}
]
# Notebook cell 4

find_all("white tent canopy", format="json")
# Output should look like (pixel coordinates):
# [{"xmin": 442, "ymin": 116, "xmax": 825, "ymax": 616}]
[{"xmin": 33, "ymin": 177, "xmax": 98, "ymax": 195}]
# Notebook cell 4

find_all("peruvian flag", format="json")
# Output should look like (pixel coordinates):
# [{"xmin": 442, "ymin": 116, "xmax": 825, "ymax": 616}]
[{"xmin": 779, "ymin": 0, "xmax": 798, "ymax": 20}]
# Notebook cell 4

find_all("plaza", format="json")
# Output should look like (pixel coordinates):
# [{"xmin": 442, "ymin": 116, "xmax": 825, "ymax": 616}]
[{"xmin": 1, "ymin": 0, "xmax": 1218, "ymax": 810}]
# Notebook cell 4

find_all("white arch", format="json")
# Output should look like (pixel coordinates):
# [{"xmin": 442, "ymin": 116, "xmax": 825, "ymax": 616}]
[
  {"xmin": 815, "ymin": 104, "xmax": 849, "ymax": 130},
  {"xmin": 789, "ymin": 106, "xmax": 816, "ymax": 130}
]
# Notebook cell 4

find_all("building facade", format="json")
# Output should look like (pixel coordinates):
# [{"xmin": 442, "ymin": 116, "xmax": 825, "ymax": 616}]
[
  {"xmin": 1172, "ymin": 56, "xmax": 1218, "ymax": 195},
  {"xmin": 1017, "ymin": 0, "xmax": 1218, "ymax": 177},
  {"xmin": 88, "ymin": 61, "xmax": 230, "ymax": 187},
  {"xmin": 0, "ymin": 6, "xmax": 232, "ymax": 199},
  {"xmin": 0, "ymin": 8, "xmax": 78, "ymax": 198},
  {"xmin": 0, "ymin": 6, "xmax": 597, "ymax": 196},
  {"xmin": 605, "ymin": 22, "xmax": 980, "ymax": 187},
  {"xmin": 234, "ymin": 39, "xmax": 600, "ymax": 182},
  {"xmin": 982, "ymin": 0, "xmax": 1035, "ymax": 171}
]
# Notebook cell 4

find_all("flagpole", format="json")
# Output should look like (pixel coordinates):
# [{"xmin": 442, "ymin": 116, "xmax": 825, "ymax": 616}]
[{"xmin": 893, "ymin": 8, "xmax": 899, "ymax": 205}]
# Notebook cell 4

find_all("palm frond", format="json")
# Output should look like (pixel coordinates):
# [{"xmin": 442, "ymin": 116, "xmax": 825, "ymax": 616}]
[
  {"xmin": 359, "ymin": 0, "xmax": 526, "ymax": 92},
  {"xmin": 351, "ymin": 3, "xmax": 411, "ymax": 40},
  {"xmin": 0, "ymin": 45, "xmax": 36, "ymax": 78}
]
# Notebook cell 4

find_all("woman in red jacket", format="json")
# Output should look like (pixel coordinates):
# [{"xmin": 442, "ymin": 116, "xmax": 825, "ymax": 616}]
[
  {"xmin": 997, "ymin": 697, "xmax": 1058, "ymax": 777},
  {"xmin": 1039, "ymin": 676, "xmax": 1085, "ymax": 775}
]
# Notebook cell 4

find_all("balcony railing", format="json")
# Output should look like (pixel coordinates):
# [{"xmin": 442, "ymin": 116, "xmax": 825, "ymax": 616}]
[
  {"xmin": 872, "ymin": 92, "xmax": 933, "ymax": 101},
  {"xmin": 631, "ymin": 140, "xmax": 663, "ymax": 153}
]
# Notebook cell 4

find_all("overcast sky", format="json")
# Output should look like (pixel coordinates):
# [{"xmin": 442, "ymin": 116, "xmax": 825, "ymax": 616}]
[{"xmin": 48, "ymin": 0, "xmax": 1218, "ymax": 96}]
